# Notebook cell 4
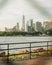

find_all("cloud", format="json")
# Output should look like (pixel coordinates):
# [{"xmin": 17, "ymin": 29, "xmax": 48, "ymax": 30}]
[
  {"xmin": 27, "ymin": 0, "xmax": 52, "ymax": 19},
  {"xmin": 0, "ymin": 0, "xmax": 8, "ymax": 9}
]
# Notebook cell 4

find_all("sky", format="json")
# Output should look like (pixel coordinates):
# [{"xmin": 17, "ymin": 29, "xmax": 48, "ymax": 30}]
[{"xmin": 0, "ymin": 0, "xmax": 52, "ymax": 31}]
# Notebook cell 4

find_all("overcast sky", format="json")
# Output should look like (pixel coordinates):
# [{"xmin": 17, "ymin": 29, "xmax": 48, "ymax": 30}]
[{"xmin": 0, "ymin": 0, "xmax": 52, "ymax": 31}]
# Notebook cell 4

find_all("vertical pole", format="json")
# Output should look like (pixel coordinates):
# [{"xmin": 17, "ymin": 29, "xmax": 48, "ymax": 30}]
[
  {"xmin": 47, "ymin": 41, "xmax": 48, "ymax": 56},
  {"xmin": 30, "ymin": 43, "xmax": 31, "ymax": 59},
  {"xmin": 7, "ymin": 44, "xmax": 9, "ymax": 63}
]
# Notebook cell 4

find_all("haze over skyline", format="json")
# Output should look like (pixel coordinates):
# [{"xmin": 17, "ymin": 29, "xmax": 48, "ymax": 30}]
[{"xmin": 0, "ymin": 0, "xmax": 52, "ymax": 31}]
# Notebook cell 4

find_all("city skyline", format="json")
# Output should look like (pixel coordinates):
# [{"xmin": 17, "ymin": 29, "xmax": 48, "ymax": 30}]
[
  {"xmin": 5, "ymin": 19, "xmax": 52, "ymax": 33},
  {"xmin": 0, "ymin": 14, "xmax": 52, "ymax": 31},
  {"xmin": 0, "ymin": 0, "xmax": 52, "ymax": 31}
]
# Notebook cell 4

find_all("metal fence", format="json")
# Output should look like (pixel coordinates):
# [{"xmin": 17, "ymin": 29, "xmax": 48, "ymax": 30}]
[{"xmin": 0, "ymin": 41, "xmax": 52, "ymax": 62}]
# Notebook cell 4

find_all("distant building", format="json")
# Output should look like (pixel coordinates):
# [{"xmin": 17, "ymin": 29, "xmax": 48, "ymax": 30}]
[
  {"xmin": 22, "ymin": 15, "xmax": 25, "ymax": 32},
  {"xmin": 43, "ymin": 21, "xmax": 50, "ymax": 31},
  {"xmin": 49, "ymin": 21, "xmax": 52, "ymax": 30},
  {"xmin": 28, "ymin": 26, "xmax": 32, "ymax": 33},
  {"xmin": 5, "ymin": 26, "xmax": 17, "ymax": 32},
  {"xmin": 29, "ymin": 19, "xmax": 35, "ymax": 32},
  {"xmin": 26, "ymin": 19, "xmax": 35, "ymax": 33},
  {"xmin": 5, "ymin": 27, "xmax": 13, "ymax": 32},
  {"xmin": 5, "ymin": 22, "xmax": 19, "ymax": 32},
  {"xmin": 35, "ymin": 22, "xmax": 42, "ymax": 32},
  {"xmin": 26, "ymin": 21, "xmax": 29, "ymax": 32},
  {"xmin": 16, "ymin": 22, "xmax": 19, "ymax": 32},
  {"xmin": 13, "ymin": 26, "xmax": 16, "ymax": 31},
  {"xmin": 30, "ymin": 19, "xmax": 33, "ymax": 27},
  {"xmin": 33, "ymin": 23, "xmax": 35, "ymax": 31}
]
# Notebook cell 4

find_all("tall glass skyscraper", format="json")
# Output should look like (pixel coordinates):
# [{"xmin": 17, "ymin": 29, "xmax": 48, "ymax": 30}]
[{"xmin": 22, "ymin": 15, "xmax": 25, "ymax": 32}]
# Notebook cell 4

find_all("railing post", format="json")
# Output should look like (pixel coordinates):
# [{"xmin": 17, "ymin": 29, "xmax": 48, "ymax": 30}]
[
  {"xmin": 30, "ymin": 43, "xmax": 31, "ymax": 59},
  {"xmin": 47, "ymin": 41, "xmax": 49, "ymax": 56},
  {"xmin": 7, "ymin": 44, "xmax": 9, "ymax": 63}
]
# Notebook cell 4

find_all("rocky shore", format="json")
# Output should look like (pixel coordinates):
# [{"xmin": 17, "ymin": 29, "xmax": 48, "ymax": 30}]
[{"xmin": 0, "ymin": 47, "xmax": 52, "ymax": 60}]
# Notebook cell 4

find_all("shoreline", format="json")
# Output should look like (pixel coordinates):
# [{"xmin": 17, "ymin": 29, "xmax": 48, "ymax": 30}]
[{"xmin": 0, "ymin": 35, "xmax": 52, "ymax": 37}]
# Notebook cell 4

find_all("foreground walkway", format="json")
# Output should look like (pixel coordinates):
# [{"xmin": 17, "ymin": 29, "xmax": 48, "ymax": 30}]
[
  {"xmin": 0, "ymin": 60, "xmax": 16, "ymax": 65},
  {"xmin": 0, "ymin": 56, "xmax": 52, "ymax": 65},
  {"xmin": 13, "ymin": 56, "xmax": 52, "ymax": 65},
  {"xmin": 0, "ymin": 61, "xmax": 7, "ymax": 65}
]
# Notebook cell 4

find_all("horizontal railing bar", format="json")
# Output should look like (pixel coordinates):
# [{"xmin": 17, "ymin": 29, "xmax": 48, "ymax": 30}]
[
  {"xmin": 9, "ymin": 45, "xmax": 51, "ymax": 50},
  {"xmin": 0, "ymin": 41, "xmax": 52, "ymax": 45},
  {"xmin": 0, "ymin": 45, "xmax": 50, "ymax": 51},
  {"xmin": 0, "ymin": 45, "xmax": 52, "ymax": 51},
  {"xmin": 0, "ymin": 47, "xmax": 30, "ymax": 51},
  {"xmin": 31, "ymin": 45, "xmax": 48, "ymax": 48},
  {"xmin": 7, "ymin": 45, "xmax": 48, "ymax": 50}
]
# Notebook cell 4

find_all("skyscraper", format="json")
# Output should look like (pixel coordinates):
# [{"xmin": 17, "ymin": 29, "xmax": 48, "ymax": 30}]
[
  {"xmin": 22, "ymin": 15, "xmax": 25, "ymax": 32},
  {"xmin": 35, "ymin": 21, "xmax": 42, "ymax": 32},
  {"xmin": 26, "ymin": 19, "xmax": 35, "ymax": 33},
  {"xmin": 33, "ymin": 23, "xmax": 35, "ymax": 31},
  {"xmin": 30, "ymin": 19, "xmax": 34, "ymax": 32},
  {"xmin": 43, "ymin": 21, "xmax": 50, "ymax": 31},
  {"xmin": 26, "ymin": 21, "xmax": 29, "ymax": 32},
  {"xmin": 30, "ymin": 19, "xmax": 33, "ymax": 27}
]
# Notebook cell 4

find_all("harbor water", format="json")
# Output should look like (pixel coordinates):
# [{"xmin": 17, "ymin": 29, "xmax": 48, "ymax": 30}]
[{"xmin": 0, "ymin": 36, "xmax": 52, "ymax": 54}]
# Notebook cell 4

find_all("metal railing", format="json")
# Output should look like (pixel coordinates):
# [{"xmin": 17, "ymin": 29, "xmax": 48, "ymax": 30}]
[{"xmin": 0, "ymin": 41, "xmax": 52, "ymax": 62}]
